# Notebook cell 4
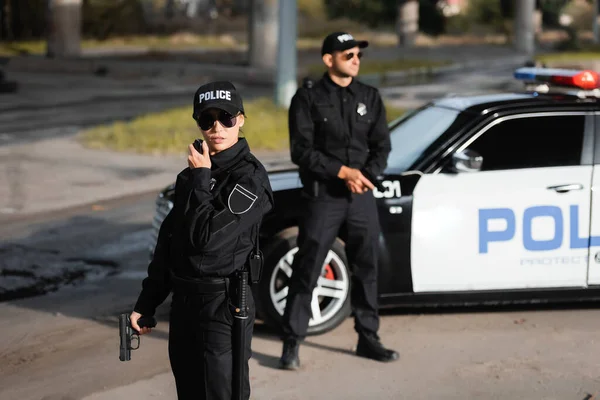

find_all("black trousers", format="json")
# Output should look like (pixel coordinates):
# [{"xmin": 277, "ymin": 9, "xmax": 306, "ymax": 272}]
[
  {"xmin": 282, "ymin": 190, "xmax": 380, "ymax": 340},
  {"xmin": 168, "ymin": 287, "xmax": 255, "ymax": 400}
]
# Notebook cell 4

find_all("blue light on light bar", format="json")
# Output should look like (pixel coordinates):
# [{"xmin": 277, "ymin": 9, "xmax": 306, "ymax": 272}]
[
  {"xmin": 513, "ymin": 67, "xmax": 600, "ymax": 90},
  {"xmin": 514, "ymin": 68, "xmax": 537, "ymax": 81}
]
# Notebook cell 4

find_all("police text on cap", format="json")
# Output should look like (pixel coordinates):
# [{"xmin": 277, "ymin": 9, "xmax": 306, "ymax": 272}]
[
  {"xmin": 198, "ymin": 90, "xmax": 232, "ymax": 103},
  {"xmin": 337, "ymin": 34, "xmax": 354, "ymax": 43}
]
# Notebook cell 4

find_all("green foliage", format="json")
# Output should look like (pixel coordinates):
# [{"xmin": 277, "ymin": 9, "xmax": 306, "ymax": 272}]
[
  {"xmin": 418, "ymin": 0, "xmax": 445, "ymax": 36},
  {"xmin": 464, "ymin": 0, "xmax": 505, "ymax": 32},
  {"xmin": 2, "ymin": 0, "xmax": 46, "ymax": 40},
  {"xmin": 539, "ymin": 0, "xmax": 570, "ymax": 28},
  {"xmin": 323, "ymin": 0, "xmax": 395, "ymax": 28},
  {"xmin": 322, "ymin": 0, "xmax": 444, "ymax": 36},
  {"xmin": 298, "ymin": 0, "xmax": 327, "ymax": 19},
  {"xmin": 79, "ymin": 97, "xmax": 405, "ymax": 154},
  {"xmin": 560, "ymin": 0, "xmax": 594, "ymax": 31},
  {"xmin": 82, "ymin": 0, "xmax": 148, "ymax": 40}
]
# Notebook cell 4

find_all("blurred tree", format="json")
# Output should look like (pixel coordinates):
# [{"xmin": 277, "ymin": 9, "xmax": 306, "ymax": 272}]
[
  {"xmin": 466, "ymin": 0, "xmax": 504, "ymax": 29},
  {"xmin": 82, "ymin": 0, "xmax": 147, "ymax": 39},
  {"xmin": 323, "ymin": 0, "xmax": 394, "ymax": 27},
  {"xmin": 539, "ymin": 0, "xmax": 570, "ymax": 27},
  {"xmin": 297, "ymin": 0, "xmax": 326, "ymax": 19},
  {"xmin": 323, "ymin": 0, "xmax": 442, "ymax": 35},
  {"xmin": 0, "ymin": 0, "xmax": 47, "ymax": 40},
  {"xmin": 0, "ymin": 0, "xmax": 8, "ymax": 40},
  {"xmin": 417, "ymin": 0, "xmax": 444, "ymax": 36}
]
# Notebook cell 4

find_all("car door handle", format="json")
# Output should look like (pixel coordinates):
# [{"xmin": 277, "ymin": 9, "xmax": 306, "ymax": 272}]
[
  {"xmin": 547, "ymin": 183, "xmax": 584, "ymax": 193},
  {"xmin": 384, "ymin": 199, "xmax": 404, "ymax": 205}
]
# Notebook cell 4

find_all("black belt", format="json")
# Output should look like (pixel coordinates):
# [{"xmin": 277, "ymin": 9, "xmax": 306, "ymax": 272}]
[{"xmin": 170, "ymin": 272, "xmax": 229, "ymax": 294}]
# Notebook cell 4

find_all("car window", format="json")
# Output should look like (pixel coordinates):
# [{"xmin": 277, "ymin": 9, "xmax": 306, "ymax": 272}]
[
  {"xmin": 387, "ymin": 105, "xmax": 462, "ymax": 171},
  {"xmin": 465, "ymin": 114, "xmax": 586, "ymax": 171}
]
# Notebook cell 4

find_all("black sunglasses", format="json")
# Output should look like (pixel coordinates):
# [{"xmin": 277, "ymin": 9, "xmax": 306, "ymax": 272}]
[
  {"xmin": 197, "ymin": 110, "xmax": 237, "ymax": 131},
  {"xmin": 342, "ymin": 51, "xmax": 363, "ymax": 61}
]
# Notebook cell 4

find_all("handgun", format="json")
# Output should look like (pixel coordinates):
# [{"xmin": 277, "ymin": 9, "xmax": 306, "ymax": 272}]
[
  {"xmin": 119, "ymin": 313, "xmax": 157, "ymax": 362},
  {"xmin": 361, "ymin": 169, "xmax": 386, "ymax": 193}
]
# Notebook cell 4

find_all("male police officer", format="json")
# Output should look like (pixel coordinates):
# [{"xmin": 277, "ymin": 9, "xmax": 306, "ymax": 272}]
[{"xmin": 278, "ymin": 32, "xmax": 397, "ymax": 370}]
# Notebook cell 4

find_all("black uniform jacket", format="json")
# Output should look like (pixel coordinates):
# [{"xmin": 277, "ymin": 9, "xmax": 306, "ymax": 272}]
[
  {"xmin": 289, "ymin": 73, "xmax": 392, "ymax": 196},
  {"xmin": 134, "ymin": 138, "xmax": 274, "ymax": 317}
]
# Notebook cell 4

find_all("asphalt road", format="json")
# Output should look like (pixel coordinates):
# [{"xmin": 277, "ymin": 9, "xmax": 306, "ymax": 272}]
[
  {"xmin": 2, "ymin": 193, "xmax": 600, "ymax": 399},
  {"xmin": 0, "ymin": 62, "xmax": 521, "ymax": 147},
  {"xmin": 2, "ymin": 60, "xmax": 584, "ymax": 399},
  {"xmin": 0, "ymin": 71, "xmax": 272, "ymax": 147}
]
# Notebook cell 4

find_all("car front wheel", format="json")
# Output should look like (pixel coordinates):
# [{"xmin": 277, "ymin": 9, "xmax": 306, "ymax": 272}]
[{"xmin": 254, "ymin": 228, "xmax": 352, "ymax": 336}]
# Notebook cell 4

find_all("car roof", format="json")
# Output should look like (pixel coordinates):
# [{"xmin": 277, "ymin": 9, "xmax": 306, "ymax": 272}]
[{"xmin": 430, "ymin": 91, "xmax": 600, "ymax": 114}]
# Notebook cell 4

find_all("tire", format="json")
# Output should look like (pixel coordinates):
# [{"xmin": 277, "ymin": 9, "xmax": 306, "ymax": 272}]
[{"xmin": 253, "ymin": 227, "xmax": 352, "ymax": 336}]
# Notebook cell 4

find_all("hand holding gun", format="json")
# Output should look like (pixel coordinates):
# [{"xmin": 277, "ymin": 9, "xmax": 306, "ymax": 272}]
[
  {"xmin": 361, "ymin": 169, "xmax": 386, "ymax": 193},
  {"xmin": 119, "ymin": 313, "xmax": 157, "ymax": 362}
]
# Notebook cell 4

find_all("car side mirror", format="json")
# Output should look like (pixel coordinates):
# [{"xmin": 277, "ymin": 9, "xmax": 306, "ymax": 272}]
[{"xmin": 451, "ymin": 149, "xmax": 483, "ymax": 173}]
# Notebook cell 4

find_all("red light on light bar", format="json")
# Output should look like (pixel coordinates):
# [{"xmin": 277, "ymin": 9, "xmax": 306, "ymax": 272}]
[{"xmin": 550, "ymin": 70, "xmax": 600, "ymax": 90}]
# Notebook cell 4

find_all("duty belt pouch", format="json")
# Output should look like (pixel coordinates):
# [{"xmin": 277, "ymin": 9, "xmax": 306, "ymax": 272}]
[{"xmin": 248, "ymin": 223, "xmax": 263, "ymax": 284}]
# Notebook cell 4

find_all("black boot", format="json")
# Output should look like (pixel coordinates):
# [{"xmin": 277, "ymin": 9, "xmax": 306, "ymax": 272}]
[
  {"xmin": 356, "ymin": 333, "xmax": 399, "ymax": 362},
  {"xmin": 278, "ymin": 338, "xmax": 300, "ymax": 370}
]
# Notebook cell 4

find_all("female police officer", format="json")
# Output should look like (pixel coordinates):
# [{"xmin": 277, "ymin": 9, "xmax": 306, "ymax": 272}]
[{"xmin": 129, "ymin": 80, "xmax": 274, "ymax": 400}]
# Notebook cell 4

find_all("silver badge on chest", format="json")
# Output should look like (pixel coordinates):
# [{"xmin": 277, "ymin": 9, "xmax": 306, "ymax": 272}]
[{"xmin": 357, "ymin": 102, "xmax": 367, "ymax": 116}]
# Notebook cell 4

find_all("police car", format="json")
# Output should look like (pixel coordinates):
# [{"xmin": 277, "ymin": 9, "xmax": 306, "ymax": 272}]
[{"xmin": 151, "ymin": 67, "xmax": 600, "ymax": 335}]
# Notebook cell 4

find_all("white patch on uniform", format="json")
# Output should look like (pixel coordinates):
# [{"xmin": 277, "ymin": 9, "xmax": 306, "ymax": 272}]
[
  {"xmin": 228, "ymin": 184, "xmax": 258, "ymax": 214},
  {"xmin": 357, "ymin": 102, "xmax": 367, "ymax": 116}
]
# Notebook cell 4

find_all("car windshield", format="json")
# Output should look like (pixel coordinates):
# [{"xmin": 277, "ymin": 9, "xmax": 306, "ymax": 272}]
[{"xmin": 386, "ymin": 105, "xmax": 462, "ymax": 171}]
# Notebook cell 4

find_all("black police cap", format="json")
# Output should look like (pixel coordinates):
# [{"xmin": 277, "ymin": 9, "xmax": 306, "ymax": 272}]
[
  {"xmin": 192, "ymin": 81, "xmax": 245, "ymax": 121},
  {"xmin": 321, "ymin": 32, "xmax": 369, "ymax": 56}
]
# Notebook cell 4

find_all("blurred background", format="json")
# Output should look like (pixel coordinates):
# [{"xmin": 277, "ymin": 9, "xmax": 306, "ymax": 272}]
[
  {"xmin": 2, "ymin": 0, "xmax": 599, "ymax": 155},
  {"xmin": 3, "ymin": 2, "xmax": 600, "ymax": 400},
  {"xmin": 3, "ymin": 0, "xmax": 600, "ymax": 73},
  {"xmin": 2, "ymin": 0, "xmax": 600, "ymax": 58}
]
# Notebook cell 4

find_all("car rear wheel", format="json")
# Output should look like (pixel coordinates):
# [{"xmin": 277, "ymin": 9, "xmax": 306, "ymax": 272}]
[{"xmin": 254, "ymin": 227, "xmax": 352, "ymax": 336}]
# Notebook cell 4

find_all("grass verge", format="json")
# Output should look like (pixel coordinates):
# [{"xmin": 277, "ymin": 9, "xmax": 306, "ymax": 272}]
[
  {"xmin": 79, "ymin": 97, "xmax": 406, "ymax": 154},
  {"xmin": 535, "ymin": 47, "xmax": 600, "ymax": 64},
  {"xmin": 0, "ymin": 31, "xmax": 395, "ymax": 57},
  {"xmin": 306, "ymin": 59, "xmax": 453, "ymax": 78},
  {"xmin": 0, "ymin": 35, "xmax": 241, "ymax": 57}
]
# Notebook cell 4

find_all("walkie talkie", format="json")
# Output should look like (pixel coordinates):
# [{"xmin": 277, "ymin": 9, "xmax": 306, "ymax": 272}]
[{"xmin": 193, "ymin": 138, "xmax": 204, "ymax": 152}]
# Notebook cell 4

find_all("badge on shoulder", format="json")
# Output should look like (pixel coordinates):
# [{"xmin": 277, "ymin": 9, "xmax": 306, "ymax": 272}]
[{"xmin": 228, "ymin": 184, "xmax": 258, "ymax": 214}]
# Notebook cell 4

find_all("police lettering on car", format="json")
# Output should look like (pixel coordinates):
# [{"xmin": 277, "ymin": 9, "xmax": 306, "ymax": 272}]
[{"xmin": 129, "ymin": 80, "xmax": 273, "ymax": 400}]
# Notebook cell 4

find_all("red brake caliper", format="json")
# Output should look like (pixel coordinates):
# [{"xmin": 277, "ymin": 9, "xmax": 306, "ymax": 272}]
[{"xmin": 323, "ymin": 264, "xmax": 335, "ymax": 280}]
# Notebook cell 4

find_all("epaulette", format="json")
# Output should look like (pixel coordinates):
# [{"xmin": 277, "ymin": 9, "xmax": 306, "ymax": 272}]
[{"xmin": 302, "ymin": 77, "xmax": 314, "ymax": 89}]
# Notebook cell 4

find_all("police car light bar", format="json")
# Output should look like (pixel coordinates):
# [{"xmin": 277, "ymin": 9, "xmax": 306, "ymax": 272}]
[{"xmin": 514, "ymin": 67, "xmax": 600, "ymax": 90}]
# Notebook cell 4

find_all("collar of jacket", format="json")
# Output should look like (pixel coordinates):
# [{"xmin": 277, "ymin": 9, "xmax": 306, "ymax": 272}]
[
  {"xmin": 210, "ymin": 137, "xmax": 250, "ymax": 174},
  {"xmin": 321, "ymin": 72, "xmax": 357, "ymax": 95}
]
